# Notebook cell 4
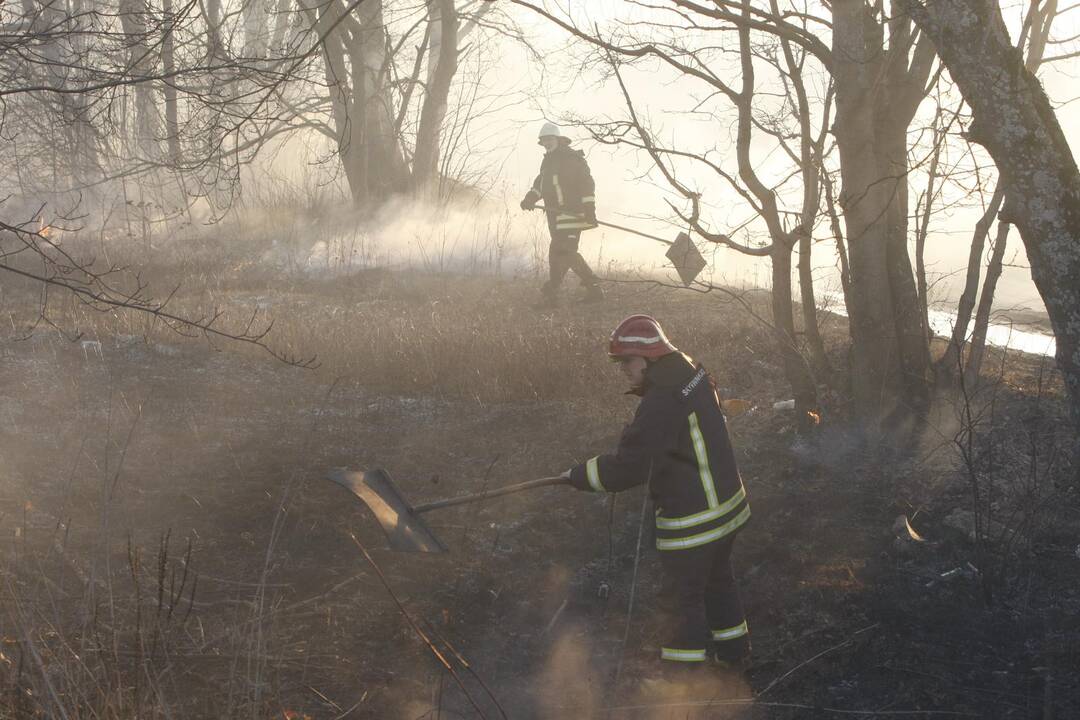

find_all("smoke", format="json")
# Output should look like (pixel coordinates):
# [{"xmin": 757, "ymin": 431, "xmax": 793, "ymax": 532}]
[
  {"xmin": 534, "ymin": 623, "xmax": 600, "ymax": 719},
  {"xmin": 214, "ymin": 193, "xmax": 543, "ymax": 281}
]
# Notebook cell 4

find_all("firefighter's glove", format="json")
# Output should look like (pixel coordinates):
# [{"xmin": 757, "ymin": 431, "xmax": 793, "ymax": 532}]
[
  {"xmin": 520, "ymin": 195, "xmax": 537, "ymax": 211},
  {"xmin": 583, "ymin": 203, "xmax": 597, "ymax": 226},
  {"xmin": 562, "ymin": 467, "xmax": 595, "ymax": 492}
]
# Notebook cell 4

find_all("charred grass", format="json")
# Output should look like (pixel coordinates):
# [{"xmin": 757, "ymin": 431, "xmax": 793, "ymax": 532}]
[{"xmin": 1, "ymin": 229, "xmax": 1078, "ymax": 718}]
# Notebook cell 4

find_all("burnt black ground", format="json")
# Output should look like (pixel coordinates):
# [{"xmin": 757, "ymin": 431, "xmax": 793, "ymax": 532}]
[{"xmin": 2, "ymin": 278, "xmax": 1078, "ymax": 720}]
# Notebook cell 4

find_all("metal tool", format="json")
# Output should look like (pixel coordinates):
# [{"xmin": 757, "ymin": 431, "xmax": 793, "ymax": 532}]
[
  {"xmin": 327, "ymin": 468, "xmax": 569, "ymax": 553},
  {"xmin": 533, "ymin": 205, "xmax": 706, "ymax": 285},
  {"xmin": 597, "ymin": 581, "xmax": 611, "ymax": 600}
]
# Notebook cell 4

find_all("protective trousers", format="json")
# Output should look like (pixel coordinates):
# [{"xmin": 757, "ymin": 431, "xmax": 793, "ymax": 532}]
[
  {"xmin": 657, "ymin": 534, "xmax": 749, "ymax": 664},
  {"xmin": 542, "ymin": 216, "xmax": 598, "ymax": 297}
]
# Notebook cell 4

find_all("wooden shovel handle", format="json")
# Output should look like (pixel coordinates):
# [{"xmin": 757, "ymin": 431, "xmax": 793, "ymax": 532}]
[
  {"xmin": 534, "ymin": 204, "xmax": 674, "ymax": 246},
  {"xmin": 412, "ymin": 476, "xmax": 569, "ymax": 514}
]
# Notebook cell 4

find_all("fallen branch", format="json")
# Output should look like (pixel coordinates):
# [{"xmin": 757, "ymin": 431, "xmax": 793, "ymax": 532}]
[
  {"xmin": 421, "ymin": 620, "xmax": 508, "ymax": 720},
  {"xmin": 1, "ymin": 219, "xmax": 317, "ymax": 368},
  {"xmin": 349, "ymin": 534, "xmax": 490, "ymax": 720},
  {"xmin": 759, "ymin": 623, "xmax": 880, "ymax": 697}
]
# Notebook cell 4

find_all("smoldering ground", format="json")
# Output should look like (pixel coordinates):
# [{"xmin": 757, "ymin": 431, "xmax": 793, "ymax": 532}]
[{"xmin": 3, "ymin": 200, "xmax": 1078, "ymax": 718}]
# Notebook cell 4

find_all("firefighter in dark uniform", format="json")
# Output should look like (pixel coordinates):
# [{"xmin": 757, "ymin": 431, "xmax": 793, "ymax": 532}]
[
  {"xmin": 519, "ymin": 122, "xmax": 603, "ymax": 307},
  {"xmin": 562, "ymin": 314, "xmax": 751, "ymax": 672}
]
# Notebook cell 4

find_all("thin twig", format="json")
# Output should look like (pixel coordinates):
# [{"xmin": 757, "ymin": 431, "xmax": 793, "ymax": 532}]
[
  {"xmin": 422, "ymin": 620, "xmax": 509, "ymax": 720},
  {"xmin": 349, "ymin": 534, "xmax": 490, "ymax": 720},
  {"xmin": 583, "ymin": 697, "xmax": 980, "ymax": 716},
  {"xmin": 540, "ymin": 598, "xmax": 568, "ymax": 638},
  {"xmin": 759, "ymin": 623, "xmax": 880, "ymax": 697},
  {"xmin": 607, "ymin": 481, "xmax": 651, "ymax": 716}
]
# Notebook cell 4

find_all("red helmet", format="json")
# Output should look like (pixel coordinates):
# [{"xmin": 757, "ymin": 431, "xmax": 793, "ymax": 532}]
[{"xmin": 608, "ymin": 314, "xmax": 678, "ymax": 359}]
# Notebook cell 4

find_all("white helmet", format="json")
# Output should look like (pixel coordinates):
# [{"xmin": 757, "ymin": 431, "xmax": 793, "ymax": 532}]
[{"xmin": 537, "ymin": 122, "xmax": 563, "ymax": 143}]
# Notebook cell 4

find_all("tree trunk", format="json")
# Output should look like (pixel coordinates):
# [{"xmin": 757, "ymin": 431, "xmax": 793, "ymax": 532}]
[
  {"xmin": 271, "ymin": 0, "xmax": 296, "ymax": 50},
  {"xmin": 162, "ymin": 0, "xmax": 181, "ymax": 167},
  {"xmin": 33, "ymin": 0, "xmax": 101, "ymax": 198},
  {"xmin": 119, "ymin": 0, "xmax": 160, "ymax": 160},
  {"xmin": 884, "ymin": 128, "xmax": 932, "ymax": 403},
  {"xmin": 938, "ymin": 186, "xmax": 1005, "ymax": 378},
  {"xmin": 312, "ymin": 0, "xmax": 409, "ymax": 207},
  {"xmin": 915, "ymin": 111, "xmax": 944, "ymax": 349},
  {"xmin": 773, "ymin": 239, "xmax": 818, "ymax": 429},
  {"xmin": 412, "ymin": 0, "xmax": 458, "ymax": 198},
  {"xmin": 902, "ymin": 0, "xmax": 1080, "ymax": 465},
  {"xmin": 822, "ymin": 167, "xmax": 852, "ymax": 312},
  {"xmin": 242, "ymin": 0, "xmax": 269, "ymax": 57},
  {"xmin": 965, "ymin": 221, "xmax": 1009, "ymax": 385},
  {"xmin": 797, "ymin": 226, "xmax": 830, "ymax": 380},
  {"xmin": 204, "ymin": 0, "xmax": 224, "ymax": 60},
  {"xmin": 351, "ymin": 0, "xmax": 410, "ymax": 205},
  {"xmin": 831, "ymin": 0, "xmax": 934, "ymax": 428}
]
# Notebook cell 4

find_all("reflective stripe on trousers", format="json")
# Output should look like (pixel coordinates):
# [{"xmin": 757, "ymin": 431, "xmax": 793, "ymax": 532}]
[
  {"xmin": 657, "ymin": 533, "xmax": 747, "ymax": 662},
  {"xmin": 712, "ymin": 620, "xmax": 748, "ymax": 641},
  {"xmin": 660, "ymin": 647, "xmax": 707, "ymax": 662}
]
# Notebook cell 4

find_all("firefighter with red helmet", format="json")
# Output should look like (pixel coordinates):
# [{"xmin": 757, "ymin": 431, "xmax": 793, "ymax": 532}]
[
  {"xmin": 562, "ymin": 314, "xmax": 751, "ymax": 673},
  {"xmin": 519, "ymin": 122, "xmax": 603, "ymax": 307}
]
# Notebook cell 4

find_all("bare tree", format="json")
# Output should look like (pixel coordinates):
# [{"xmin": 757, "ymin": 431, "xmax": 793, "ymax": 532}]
[
  {"xmin": 898, "ymin": 0, "xmax": 1080, "ymax": 468},
  {"xmin": 0, "ymin": 0, "xmax": 362, "ymax": 356},
  {"xmin": 517, "ymin": 0, "xmax": 943, "ymax": 433},
  {"xmin": 1, "ymin": 218, "xmax": 315, "ymax": 366},
  {"xmin": 521, "ymin": 0, "xmax": 831, "ymax": 423},
  {"xmin": 933, "ymin": 1, "xmax": 1062, "ymax": 386},
  {"xmin": 964, "ymin": 219, "xmax": 1011, "ymax": 385},
  {"xmin": 937, "ymin": 185, "xmax": 1005, "ymax": 377},
  {"xmin": 831, "ymin": 0, "xmax": 936, "ymax": 425},
  {"xmin": 299, "ymin": 0, "xmax": 500, "ymax": 207},
  {"xmin": 1, "ymin": 0, "xmax": 330, "ymax": 219}
]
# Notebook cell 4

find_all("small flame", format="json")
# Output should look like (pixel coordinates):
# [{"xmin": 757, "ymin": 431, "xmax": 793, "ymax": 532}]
[
  {"xmin": 806, "ymin": 410, "xmax": 821, "ymax": 425},
  {"xmin": 37, "ymin": 216, "xmax": 51, "ymax": 238}
]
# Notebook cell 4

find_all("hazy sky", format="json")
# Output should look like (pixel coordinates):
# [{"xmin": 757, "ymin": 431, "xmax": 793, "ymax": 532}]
[
  {"xmin": 260, "ymin": 2, "xmax": 1079, "ymax": 321},
  {"xmin": 494, "ymin": 1, "xmax": 1080, "ymax": 317}
]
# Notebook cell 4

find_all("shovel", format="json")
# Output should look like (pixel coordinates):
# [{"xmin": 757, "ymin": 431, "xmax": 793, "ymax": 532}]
[
  {"xmin": 533, "ymin": 205, "xmax": 707, "ymax": 285},
  {"xmin": 327, "ymin": 468, "xmax": 569, "ymax": 553}
]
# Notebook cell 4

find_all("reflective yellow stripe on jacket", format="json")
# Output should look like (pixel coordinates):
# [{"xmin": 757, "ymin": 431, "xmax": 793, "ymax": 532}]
[
  {"xmin": 656, "ymin": 505, "xmax": 750, "ymax": 551},
  {"xmin": 585, "ymin": 456, "xmax": 604, "ymax": 492},
  {"xmin": 656, "ymin": 486, "xmax": 746, "ymax": 530},
  {"xmin": 551, "ymin": 174, "xmax": 565, "ymax": 205},
  {"xmin": 555, "ymin": 214, "xmax": 595, "ymax": 230},
  {"xmin": 654, "ymin": 411, "xmax": 749, "ymax": 550},
  {"xmin": 687, "ymin": 412, "xmax": 720, "ymax": 508}
]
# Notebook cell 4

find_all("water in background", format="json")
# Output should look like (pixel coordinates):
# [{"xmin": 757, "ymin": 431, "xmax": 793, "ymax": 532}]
[{"xmin": 817, "ymin": 290, "xmax": 1056, "ymax": 359}]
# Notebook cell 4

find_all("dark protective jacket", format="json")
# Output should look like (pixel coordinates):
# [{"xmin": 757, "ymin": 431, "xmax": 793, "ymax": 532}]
[
  {"xmin": 522, "ymin": 142, "xmax": 598, "ymax": 232},
  {"xmin": 568, "ymin": 352, "xmax": 750, "ymax": 551}
]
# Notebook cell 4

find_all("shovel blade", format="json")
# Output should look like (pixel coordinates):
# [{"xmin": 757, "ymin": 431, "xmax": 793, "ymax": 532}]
[
  {"xmin": 327, "ymin": 468, "xmax": 448, "ymax": 553},
  {"xmin": 665, "ymin": 231, "xmax": 707, "ymax": 286}
]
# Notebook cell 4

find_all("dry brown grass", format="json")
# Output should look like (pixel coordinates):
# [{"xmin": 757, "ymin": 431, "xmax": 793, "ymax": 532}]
[
  {"xmin": 6, "ymin": 206, "xmax": 781, "ymax": 408},
  {"xmin": 1, "ymin": 218, "xmax": 790, "ymax": 719},
  {"xmin": 6, "ymin": 213, "xmax": 1072, "ymax": 719}
]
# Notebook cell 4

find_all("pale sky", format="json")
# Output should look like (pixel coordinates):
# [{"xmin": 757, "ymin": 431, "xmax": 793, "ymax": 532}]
[
  {"xmin": 260, "ymin": 1, "xmax": 1079, "ymax": 323},
  {"xmin": 494, "ymin": 1, "xmax": 1080, "ymax": 317}
]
